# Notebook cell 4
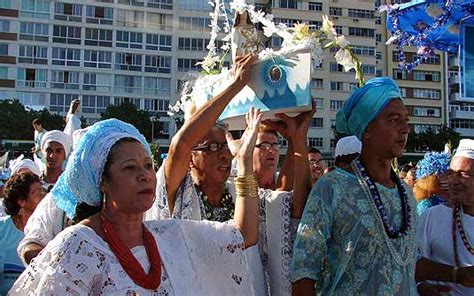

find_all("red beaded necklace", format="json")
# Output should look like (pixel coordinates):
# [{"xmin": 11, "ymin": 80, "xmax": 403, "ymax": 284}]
[
  {"xmin": 101, "ymin": 214, "xmax": 162, "ymax": 290},
  {"xmin": 452, "ymin": 204, "xmax": 474, "ymax": 266}
]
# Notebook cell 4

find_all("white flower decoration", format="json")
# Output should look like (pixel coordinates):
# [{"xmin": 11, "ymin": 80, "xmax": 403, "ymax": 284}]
[{"xmin": 335, "ymin": 48, "xmax": 356, "ymax": 72}]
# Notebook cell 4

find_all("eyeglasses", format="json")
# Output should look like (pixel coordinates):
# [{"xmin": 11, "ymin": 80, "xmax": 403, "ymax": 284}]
[
  {"xmin": 448, "ymin": 169, "xmax": 474, "ymax": 180},
  {"xmin": 192, "ymin": 142, "xmax": 229, "ymax": 153},
  {"xmin": 255, "ymin": 142, "xmax": 280, "ymax": 151}
]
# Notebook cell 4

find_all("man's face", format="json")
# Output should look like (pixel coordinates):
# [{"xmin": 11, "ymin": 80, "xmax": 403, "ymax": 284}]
[
  {"xmin": 44, "ymin": 141, "xmax": 66, "ymax": 170},
  {"xmin": 363, "ymin": 99, "xmax": 409, "ymax": 159},
  {"xmin": 253, "ymin": 132, "xmax": 279, "ymax": 175},
  {"xmin": 191, "ymin": 127, "xmax": 232, "ymax": 184},
  {"xmin": 308, "ymin": 152, "xmax": 324, "ymax": 182},
  {"xmin": 448, "ymin": 156, "xmax": 474, "ymax": 205}
]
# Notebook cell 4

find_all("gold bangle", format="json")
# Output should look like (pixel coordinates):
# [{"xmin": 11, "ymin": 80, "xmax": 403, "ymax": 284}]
[
  {"xmin": 452, "ymin": 266, "xmax": 459, "ymax": 283},
  {"xmin": 235, "ymin": 174, "xmax": 258, "ymax": 198}
]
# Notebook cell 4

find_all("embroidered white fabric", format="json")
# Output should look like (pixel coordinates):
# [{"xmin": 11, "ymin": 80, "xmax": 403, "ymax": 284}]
[
  {"xmin": 10, "ymin": 219, "xmax": 254, "ymax": 295},
  {"xmin": 17, "ymin": 194, "xmax": 65, "ymax": 264},
  {"xmin": 147, "ymin": 163, "xmax": 297, "ymax": 296}
]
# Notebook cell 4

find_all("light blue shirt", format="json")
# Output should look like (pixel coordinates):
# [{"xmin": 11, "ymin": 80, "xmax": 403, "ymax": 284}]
[
  {"xmin": 290, "ymin": 168, "xmax": 418, "ymax": 295},
  {"xmin": 0, "ymin": 216, "xmax": 25, "ymax": 295}
]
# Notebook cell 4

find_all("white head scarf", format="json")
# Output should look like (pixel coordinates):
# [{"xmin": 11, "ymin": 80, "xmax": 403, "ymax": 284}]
[
  {"xmin": 335, "ymin": 135, "xmax": 362, "ymax": 158},
  {"xmin": 453, "ymin": 139, "xmax": 474, "ymax": 160},
  {"xmin": 9, "ymin": 155, "xmax": 41, "ymax": 177},
  {"xmin": 41, "ymin": 130, "xmax": 73, "ymax": 158}
]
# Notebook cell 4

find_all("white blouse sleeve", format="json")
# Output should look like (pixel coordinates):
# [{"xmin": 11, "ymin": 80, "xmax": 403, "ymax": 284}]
[
  {"xmin": 417, "ymin": 207, "xmax": 433, "ymax": 259},
  {"xmin": 11, "ymin": 227, "xmax": 105, "ymax": 295}
]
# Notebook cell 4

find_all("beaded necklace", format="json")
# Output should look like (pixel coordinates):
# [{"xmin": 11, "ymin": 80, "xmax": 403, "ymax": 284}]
[
  {"xmin": 194, "ymin": 183, "xmax": 235, "ymax": 222},
  {"xmin": 352, "ymin": 160, "xmax": 415, "ymax": 266},
  {"xmin": 452, "ymin": 204, "xmax": 474, "ymax": 266},
  {"xmin": 101, "ymin": 215, "xmax": 162, "ymax": 290}
]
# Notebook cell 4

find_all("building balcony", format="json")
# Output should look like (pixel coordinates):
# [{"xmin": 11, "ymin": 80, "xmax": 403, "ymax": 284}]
[
  {"xmin": 449, "ymin": 75, "xmax": 459, "ymax": 85},
  {"xmin": 448, "ymin": 56, "xmax": 459, "ymax": 68},
  {"xmin": 450, "ymin": 109, "xmax": 474, "ymax": 120},
  {"xmin": 0, "ymin": 79, "xmax": 15, "ymax": 88},
  {"xmin": 450, "ymin": 92, "xmax": 460, "ymax": 101},
  {"xmin": 454, "ymin": 128, "xmax": 474, "ymax": 138}
]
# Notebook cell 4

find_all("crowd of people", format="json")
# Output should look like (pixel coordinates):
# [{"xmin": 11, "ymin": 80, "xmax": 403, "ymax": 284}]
[{"xmin": 0, "ymin": 55, "xmax": 473, "ymax": 295}]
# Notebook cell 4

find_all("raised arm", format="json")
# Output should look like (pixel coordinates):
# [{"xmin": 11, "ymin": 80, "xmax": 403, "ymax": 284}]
[
  {"xmin": 228, "ymin": 108, "xmax": 262, "ymax": 247},
  {"xmin": 165, "ymin": 54, "xmax": 256, "ymax": 213}
]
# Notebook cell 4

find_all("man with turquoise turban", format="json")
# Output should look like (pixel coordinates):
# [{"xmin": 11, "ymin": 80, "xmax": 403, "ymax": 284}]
[{"xmin": 291, "ymin": 77, "xmax": 418, "ymax": 295}]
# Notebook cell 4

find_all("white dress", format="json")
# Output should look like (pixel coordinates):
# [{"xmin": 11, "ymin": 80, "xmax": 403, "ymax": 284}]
[
  {"xmin": 16, "ymin": 194, "xmax": 66, "ymax": 264},
  {"xmin": 10, "ymin": 219, "xmax": 254, "ymax": 295},
  {"xmin": 418, "ymin": 204, "xmax": 474, "ymax": 295},
  {"xmin": 147, "ymin": 162, "xmax": 298, "ymax": 296}
]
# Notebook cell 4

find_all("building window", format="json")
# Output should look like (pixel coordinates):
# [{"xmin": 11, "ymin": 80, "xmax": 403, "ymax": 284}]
[
  {"xmin": 20, "ymin": 0, "xmax": 49, "ymax": 19},
  {"xmin": 334, "ymin": 26, "xmax": 343, "ymax": 35},
  {"xmin": 117, "ymin": 0, "xmax": 144, "ymax": 6},
  {"xmin": 414, "ymin": 70, "xmax": 440, "ymax": 82},
  {"xmin": 146, "ymin": 34, "xmax": 172, "ymax": 51},
  {"xmin": 114, "ymin": 75, "xmax": 142, "ymax": 93},
  {"xmin": 413, "ymin": 106, "xmax": 441, "ymax": 117},
  {"xmin": 0, "ymin": 20, "xmax": 10, "ymax": 33},
  {"xmin": 330, "ymin": 100, "xmax": 344, "ymax": 110},
  {"xmin": 329, "ymin": 7, "xmax": 342, "ymax": 16},
  {"xmin": 144, "ymin": 77, "xmax": 171, "ymax": 96},
  {"xmin": 311, "ymin": 117, "xmax": 324, "ymax": 128},
  {"xmin": 308, "ymin": 2, "xmax": 322, "ymax": 11},
  {"xmin": 83, "ymin": 73, "xmax": 112, "ymax": 92},
  {"xmin": 413, "ymin": 88, "xmax": 441, "ymax": 99},
  {"xmin": 362, "ymin": 65, "xmax": 376, "ymax": 75},
  {"xmin": 148, "ymin": 0, "xmax": 172, "ymax": 9},
  {"xmin": 393, "ymin": 69, "xmax": 407, "ymax": 80},
  {"xmin": 113, "ymin": 97, "xmax": 141, "ymax": 108},
  {"xmin": 117, "ymin": 9, "xmax": 144, "ymax": 27},
  {"xmin": 52, "ymin": 47, "xmax": 81, "ymax": 66},
  {"xmin": 51, "ymin": 70, "xmax": 80, "ymax": 89},
  {"xmin": 0, "ymin": 0, "xmax": 11, "ymax": 9},
  {"xmin": 413, "ymin": 124, "xmax": 440, "ymax": 133},
  {"xmin": 311, "ymin": 78, "xmax": 323, "ymax": 89},
  {"xmin": 348, "ymin": 9, "xmax": 374, "ymax": 19},
  {"xmin": 0, "ymin": 43, "xmax": 7, "ymax": 56},
  {"xmin": 0, "ymin": 66, "xmax": 7, "ymax": 79},
  {"xmin": 330, "ymin": 63, "xmax": 345, "ymax": 72},
  {"xmin": 18, "ymin": 45, "xmax": 48, "ymax": 64},
  {"xmin": 82, "ymin": 95, "xmax": 111, "ymax": 114},
  {"xmin": 86, "ymin": 5, "xmax": 113, "ymax": 25},
  {"xmin": 144, "ymin": 98, "xmax": 170, "ymax": 112},
  {"xmin": 330, "ymin": 81, "xmax": 344, "ymax": 91},
  {"xmin": 17, "ymin": 68, "xmax": 47, "ymax": 88},
  {"xmin": 330, "ymin": 119, "xmax": 336, "ymax": 129},
  {"xmin": 19, "ymin": 22, "xmax": 49, "ymax": 42},
  {"xmin": 116, "ymin": 31, "xmax": 143, "ymax": 49},
  {"xmin": 50, "ymin": 93, "xmax": 79, "ymax": 112},
  {"xmin": 178, "ymin": 37, "xmax": 209, "ymax": 51},
  {"xmin": 179, "ymin": 17, "xmax": 210, "ymax": 31},
  {"xmin": 399, "ymin": 87, "xmax": 407, "ymax": 98},
  {"xmin": 147, "ymin": 12, "xmax": 173, "ymax": 30},
  {"xmin": 144, "ymin": 55, "xmax": 171, "ymax": 73},
  {"xmin": 83, "ymin": 50, "xmax": 112, "ymax": 68},
  {"xmin": 53, "ymin": 25, "xmax": 82, "ymax": 44},
  {"xmin": 314, "ymin": 98, "xmax": 324, "ymax": 109},
  {"xmin": 278, "ymin": 0, "xmax": 299, "ymax": 9},
  {"xmin": 178, "ymin": 58, "xmax": 202, "ymax": 72},
  {"xmin": 85, "ymin": 28, "xmax": 113, "ymax": 47},
  {"xmin": 352, "ymin": 46, "xmax": 375, "ymax": 57},
  {"xmin": 348, "ymin": 27, "xmax": 375, "ymax": 37},
  {"xmin": 308, "ymin": 137, "xmax": 323, "ymax": 148},
  {"xmin": 54, "ymin": 2, "xmax": 82, "ymax": 22},
  {"xmin": 349, "ymin": 82, "xmax": 358, "ymax": 91},
  {"xmin": 115, "ymin": 53, "xmax": 143, "ymax": 72}
]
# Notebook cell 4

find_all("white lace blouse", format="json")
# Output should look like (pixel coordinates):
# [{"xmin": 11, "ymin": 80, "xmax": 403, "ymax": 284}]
[{"xmin": 10, "ymin": 220, "xmax": 254, "ymax": 295}]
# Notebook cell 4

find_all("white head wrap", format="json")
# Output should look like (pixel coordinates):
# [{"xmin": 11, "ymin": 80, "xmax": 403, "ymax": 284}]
[
  {"xmin": 335, "ymin": 136, "xmax": 362, "ymax": 158},
  {"xmin": 9, "ymin": 155, "xmax": 41, "ymax": 177},
  {"xmin": 72, "ymin": 127, "xmax": 90, "ymax": 151},
  {"xmin": 453, "ymin": 139, "xmax": 474, "ymax": 160},
  {"xmin": 41, "ymin": 130, "xmax": 73, "ymax": 158}
]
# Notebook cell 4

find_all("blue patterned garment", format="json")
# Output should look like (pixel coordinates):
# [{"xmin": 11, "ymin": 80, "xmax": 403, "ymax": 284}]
[
  {"xmin": 290, "ymin": 168, "xmax": 418, "ymax": 295},
  {"xmin": 416, "ymin": 195, "xmax": 445, "ymax": 216}
]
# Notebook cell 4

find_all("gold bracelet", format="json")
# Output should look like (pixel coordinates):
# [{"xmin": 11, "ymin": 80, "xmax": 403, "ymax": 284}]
[
  {"xmin": 452, "ymin": 266, "xmax": 459, "ymax": 283},
  {"xmin": 235, "ymin": 174, "xmax": 258, "ymax": 198}
]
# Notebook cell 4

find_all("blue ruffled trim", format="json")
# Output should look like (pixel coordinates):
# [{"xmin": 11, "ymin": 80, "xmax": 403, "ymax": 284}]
[{"xmin": 416, "ymin": 195, "xmax": 446, "ymax": 216}]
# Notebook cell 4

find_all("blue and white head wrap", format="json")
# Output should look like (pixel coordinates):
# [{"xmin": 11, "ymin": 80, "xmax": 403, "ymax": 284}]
[
  {"xmin": 415, "ymin": 152, "xmax": 451, "ymax": 180},
  {"xmin": 51, "ymin": 119, "xmax": 151, "ymax": 219},
  {"xmin": 335, "ymin": 77, "xmax": 403, "ymax": 139}
]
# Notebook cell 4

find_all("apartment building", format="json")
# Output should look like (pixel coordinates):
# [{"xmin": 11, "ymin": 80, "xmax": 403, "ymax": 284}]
[{"xmin": 0, "ymin": 0, "xmax": 449, "ymax": 154}]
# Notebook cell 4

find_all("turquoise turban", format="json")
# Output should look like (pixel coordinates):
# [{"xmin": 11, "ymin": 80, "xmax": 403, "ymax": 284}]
[{"xmin": 335, "ymin": 77, "xmax": 403, "ymax": 139}]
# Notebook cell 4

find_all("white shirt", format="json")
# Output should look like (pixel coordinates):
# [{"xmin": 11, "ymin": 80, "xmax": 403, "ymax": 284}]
[
  {"xmin": 418, "ymin": 204, "xmax": 474, "ymax": 295},
  {"xmin": 17, "ymin": 194, "xmax": 66, "ymax": 264}
]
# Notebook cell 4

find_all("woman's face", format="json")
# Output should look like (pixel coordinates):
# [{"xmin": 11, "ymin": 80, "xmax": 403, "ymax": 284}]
[
  {"xmin": 20, "ymin": 181, "xmax": 44, "ymax": 214},
  {"xmin": 101, "ymin": 141, "xmax": 156, "ymax": 215}
]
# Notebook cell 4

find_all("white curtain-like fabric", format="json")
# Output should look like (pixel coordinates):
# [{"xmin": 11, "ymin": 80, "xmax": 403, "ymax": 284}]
[
  {"xmin": 63, "ymin": 113, "xmax": 82, "ymax": 138},
  {"xmin": 10, "ymin": 220, "xmax": 255, "ymax": 295}
]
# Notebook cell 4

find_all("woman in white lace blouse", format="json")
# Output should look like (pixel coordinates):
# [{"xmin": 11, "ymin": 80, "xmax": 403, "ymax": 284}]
[{"xmin": 10, "ymin": 56, "xmax": 262, "ymax": 295}]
